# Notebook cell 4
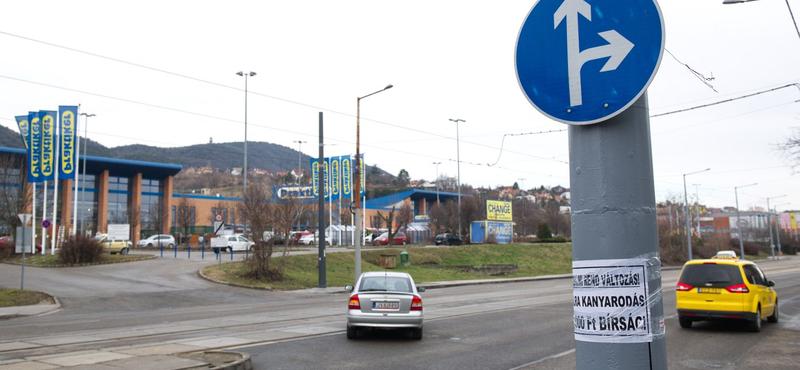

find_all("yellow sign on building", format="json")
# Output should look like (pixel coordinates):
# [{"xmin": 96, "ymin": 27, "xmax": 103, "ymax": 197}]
[{"xmin": 487, "ymin": 200, "xmax": 513, "ymax": 221}]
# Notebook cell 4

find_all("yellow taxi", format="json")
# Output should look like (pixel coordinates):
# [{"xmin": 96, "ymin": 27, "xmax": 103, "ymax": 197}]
[{"xmin": 676, "ymin": 252, "xmax": 778, "ymax": 332}]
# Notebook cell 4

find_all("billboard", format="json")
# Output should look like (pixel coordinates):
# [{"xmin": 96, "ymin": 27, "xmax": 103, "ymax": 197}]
[{"xmin": 487, "ymin": 200, "xmax": 513, "ymax": 221}]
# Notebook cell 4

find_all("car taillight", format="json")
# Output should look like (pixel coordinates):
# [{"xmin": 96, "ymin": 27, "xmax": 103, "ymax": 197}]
[
  {"xmin": 348, "ymin": 295, "xmax": 361, "ymax": 309},
  {"xmin": 676, "ymin": 282, "xmax": 693, "ymax": 291},
  {"xmin": 411, "ymin": 296, "xmax": 423, "ymax": 311},
  {"xmin": 726, "ymin": 284, "xmax": 749, "ymax": 293}
]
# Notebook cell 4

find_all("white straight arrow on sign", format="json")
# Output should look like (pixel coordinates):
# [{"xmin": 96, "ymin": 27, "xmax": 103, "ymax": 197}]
[{"xmin": 554, "ymin": 0, "xmax": 634, "ymax": 107}]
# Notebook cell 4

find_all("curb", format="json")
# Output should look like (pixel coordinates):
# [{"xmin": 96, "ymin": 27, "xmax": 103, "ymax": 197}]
[
  {"xmin": 178, "ymin": 351, "xmax": 252, "ymax": 370},
  {"xmin": 1, "ymin": 254, "xmax": 157, "ymax": 268},
  {"xmin": 0, "ymin": 292, "xmax": 61, "ymax": 320},
  {"xmin": 198, "ymin": 265, "xmax": 275, "ymax": 291}
]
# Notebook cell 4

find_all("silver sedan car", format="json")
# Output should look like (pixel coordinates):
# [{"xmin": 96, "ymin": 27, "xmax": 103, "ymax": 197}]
[{"xmin": 345, "ymin": 271, "xmax": 425, "ymax": 340}]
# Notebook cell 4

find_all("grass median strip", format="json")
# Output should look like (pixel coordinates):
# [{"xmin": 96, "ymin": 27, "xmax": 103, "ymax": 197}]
[
  {"xmin": 3, "ymin": 254, "xmax": 155, "ymax": 267},
  {"xmin": 0, "ymin": 288, "xmax": 54, "ymax": 307},
  {"xmin": 202, "ymin": 243, "xmax": 572, "ymax": 290}
]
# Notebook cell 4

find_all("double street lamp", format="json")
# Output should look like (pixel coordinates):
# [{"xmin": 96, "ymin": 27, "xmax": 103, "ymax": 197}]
[
  {"xmin": 294, "ymin": 140, "xmax": 306, "ymax": 185},
  {"xmin": 449, "ymin": 118, "xmax": 466, "ymax": 239},
  {"xmin": 766, "ymin": 195, "xmax": 787, "ymax": 260},
  {"xmin": 353, "ymin": 84, "xmax": 393, "ymax": 282},
  {"xmin": 683, "ymin": 168, "xmax": 710, "ymax": 260},
  {"xmin": 236, "ymin": 71, "xmax": 256, "ymax": 195},
  {"xmin": 432, "ymin": 162, "xmax": 441, "ymax": 205},
  {"xmin": 735, "ymin": 182, "xmax": 758, "ymax": 259}
]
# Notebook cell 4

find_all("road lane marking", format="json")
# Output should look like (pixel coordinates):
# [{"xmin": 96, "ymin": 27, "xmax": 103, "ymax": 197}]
[{"xmin": 508, "ymin": 348, "xmax": 576, "ymax": 370}]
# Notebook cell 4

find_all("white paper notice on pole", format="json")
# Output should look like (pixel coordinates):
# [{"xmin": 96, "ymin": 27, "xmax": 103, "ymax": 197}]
[{"xmin": 573, "ymin": 258, "xmax": 654, "ymax": 343}]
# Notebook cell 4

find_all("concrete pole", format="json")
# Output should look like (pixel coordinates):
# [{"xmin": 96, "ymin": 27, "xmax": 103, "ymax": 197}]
[
  {"xmin": 768, "ymin": 198, "xmax": 775, "ymax": 260},
  {"xmin": 318, "ymin": 112, "xmax": 326, "ymax": 288},
  {"xmin": 776, "ymin": 211, "xmax": 784, "ymax": 257},
  {"xmin": 570, "ymin": 94, "xmax": 667, "ymax": 370}
]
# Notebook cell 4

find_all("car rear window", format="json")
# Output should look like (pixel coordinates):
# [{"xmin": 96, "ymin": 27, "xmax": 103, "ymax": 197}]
[
  {"xmin": 679, "ymin": 264, "xmax": 744, "ymax": 288},
  {"xmin": 360, "ymin": 276, "xmax": 413, "ymax": 293}
]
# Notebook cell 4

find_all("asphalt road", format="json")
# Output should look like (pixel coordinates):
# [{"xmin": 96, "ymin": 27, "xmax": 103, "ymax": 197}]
[
  {"xmin": 1, "ymin": 254, "xmax": 799, "ymax": 370},
  {"xmin": 239, "ymin": 260, "xmax": 800, "ymax": 370}
]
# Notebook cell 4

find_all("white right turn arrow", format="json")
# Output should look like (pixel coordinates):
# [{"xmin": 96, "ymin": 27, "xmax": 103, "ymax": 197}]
[{"xmin": 554, "ymin": 0, "xmax": 635, "ymax": 107}]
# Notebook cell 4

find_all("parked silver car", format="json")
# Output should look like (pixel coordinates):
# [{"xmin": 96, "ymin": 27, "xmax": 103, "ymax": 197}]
[{"xmin": 345, "ymin": 271, "xmax": 425, "ymax": 340}]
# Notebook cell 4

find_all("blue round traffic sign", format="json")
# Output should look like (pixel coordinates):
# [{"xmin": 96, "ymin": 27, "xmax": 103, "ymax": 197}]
[
  {"xmin": 42, "ymin": 219, "xmax": 51, "ymax": 229},
  {"xmin": 515, "ymin": 0, "xmax": 665, "ymax": 125}
]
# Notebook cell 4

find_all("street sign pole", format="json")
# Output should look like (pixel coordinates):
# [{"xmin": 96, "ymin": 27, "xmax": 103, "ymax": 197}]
[
  {"xmin": 515, "ymin": 1, "xmax": 666, "ymax": 368},
  {"xmin": 18, "ymin": 214, "xmax": 32, "ymax": 290},
  {"xmin": 570, "ymin": 94, "xmax": 667, "ymax": 369}
]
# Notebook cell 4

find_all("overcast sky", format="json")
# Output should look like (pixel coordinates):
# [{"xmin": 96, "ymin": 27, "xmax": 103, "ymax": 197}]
[{"xmin": 1, "ymin": 0, "xmax": 799, "ymax": 211}]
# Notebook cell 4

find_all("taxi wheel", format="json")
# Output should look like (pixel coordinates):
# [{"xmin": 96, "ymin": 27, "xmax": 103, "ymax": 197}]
[
  {"xmin": 748, "ymin": 308, "xmax": 762, "ymax": 332},
  {"xmin": 411, "ymin": 327, "xmax": 423, "ymax": 340},
  {"xmin": 121, "ymin": 248, "xmax": 129, "ymax": 255},
  {"xmin": 346, "ymin": 325, "xmax": 357, "ymax": 339},
  {"xmin": 767, "ymin": 301, "xmax": 779, "ymax": 323},
  {"xmin": 678, "ymin": 317, "xmax": 692, "ymax": 329}
]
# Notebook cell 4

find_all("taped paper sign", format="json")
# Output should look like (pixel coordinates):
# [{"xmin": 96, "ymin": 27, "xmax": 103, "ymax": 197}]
[{"xmin": 573, "ymin": 259, "xmax": 654, "ymax": 343}]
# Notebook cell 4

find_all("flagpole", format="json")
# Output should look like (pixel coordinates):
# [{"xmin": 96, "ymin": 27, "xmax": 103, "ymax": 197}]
[
  {"xmin": 52, "ymin": 114, "xmax": 60, "ymax": 255},
  {"xmin": 32, "ymin": 183, "xmax": 36, "ymax": 255},
  {"xmin": 72, "ymin": 105, "xmax": 81, "ymax": 237},
  {"xmin": 42, "ymin": 181, "xmax": 47, "ymax": 255}
]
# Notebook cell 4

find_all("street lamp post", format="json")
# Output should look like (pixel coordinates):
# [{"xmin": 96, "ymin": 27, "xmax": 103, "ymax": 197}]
[
  {"xmin": 774, "ymin": 203, "xmax": 791, "ymax": 257},
  {"xmin": 236, "ymin": 71, "xmax": 256, "ymax": 196},
  {"xmin": 683, "ymin": 168, "xmax": 710, "ymax": 260},
  {"xmin": 432, "ymin": 162, "xmax": 441, "ymax": 205},
  {"xmin": 723, "ymin": 0, "xmax": 800, "ymax": 40},
  {"xmin": 735, "ymin": 182, "xmax": 757, "ymax": 259},
  {"xmin": 354, "ymin": 84, "xmax": 393, "ymax": 283},
  {"xmin": 766, "ymin": 195, "xmax": 787, "ymax": 260},
  {"xmin": 294, "ymin": 140, "xmax": 306, "ymax": 185},
  {"xmin": 78, "ymin": 113, "xmax": 95, "ymax": 235},
  {"xmin": 449, "ymin": 118, "xmax": 465, "ymax": 239}
]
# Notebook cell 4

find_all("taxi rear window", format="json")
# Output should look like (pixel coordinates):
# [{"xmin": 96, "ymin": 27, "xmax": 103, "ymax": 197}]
[{"xmin": 679, "ymin": 264, "xmax": 743, "ymax": 288}]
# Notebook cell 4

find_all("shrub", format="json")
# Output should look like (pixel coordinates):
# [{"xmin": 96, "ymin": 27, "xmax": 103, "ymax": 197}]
[
  {"xmin": 485, "ymin": 233, "xmax": 498, "ymax": 244},
  {"xmin": 59, "ymin": 235, "xmax": 104, "ymax": 264},
  {"xmin": 0, "ymin": 242, "xmax": 13, "ymax": 260},
  {"xmin": 728, "ymin": 238, "xmax": 759, "ymax": 257},
  {"xmin": 779, "ymin": 244, "xmax": 797, "ymax": 255},
  {"xmin": 537, "ymin": 223, "xmax": 552, "ymax": 239}
]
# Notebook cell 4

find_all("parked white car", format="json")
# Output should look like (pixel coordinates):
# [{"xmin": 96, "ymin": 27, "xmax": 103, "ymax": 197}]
[
  {"xmin": 210, "ymin": 234, "xmax": 254, "ymax": 253},
  {"xmin": 137, "ymin": 234, "xmax": 175, "ymax": 248}
]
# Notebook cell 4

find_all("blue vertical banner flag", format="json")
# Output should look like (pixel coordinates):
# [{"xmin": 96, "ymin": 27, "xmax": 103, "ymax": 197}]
[
  {"xmin": 359, "ymin": 154, "xmax": 365, "ymax": 197},
  {"xmin": 39, "ymin": 110, "xmax": 57, "ymax": 182},
  {"xmin": 28, "ymin": 111, "xmax": 42, "ymax": 183},
  {"xmin": 331, "ymin": 156, "xmax": 340, "ymax": 200},
  {"xmin": 341, "ymin": 155, "xmax": 352, "ymax": 198},
  {"xmin": 15, "ymin": 116, "xmax": 30, "ymax": 150},
  {"xmin": 58, "ymin": 106, "xmax": 78, "ymax": 179},
  {"xmin": 323, "ymin": 158, "xmax": 330, "ymax": 199},
  {"xmin": 311, "ymin": 158, "xmax": 320, "ymax": 198}
]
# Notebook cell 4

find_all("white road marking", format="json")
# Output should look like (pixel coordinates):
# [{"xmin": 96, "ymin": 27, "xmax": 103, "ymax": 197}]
[{"xmin": 508, "ymin": 348, "xmax": 576, "ymax": 370}]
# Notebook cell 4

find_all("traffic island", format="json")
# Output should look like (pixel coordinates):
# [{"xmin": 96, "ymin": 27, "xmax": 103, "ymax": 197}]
[{"xmin": 178, "ymin": 351, "xmax": 252, "ymax": 370}]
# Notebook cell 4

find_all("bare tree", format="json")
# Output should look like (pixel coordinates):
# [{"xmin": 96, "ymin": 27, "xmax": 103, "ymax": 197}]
[
  {"xmin": 239, "ymin": 185, "xmax": 276, "ymax": 279},
  {"xmin": 779, "ymin": 128, "xmax": 800, "ymax": 172},
  {"xmin": 0, "ymin": 154, "xmax": 31, "ymax": 235},
  {"xmin": 175, "ymin": 196, "xmax": 193, "ymax": 244},
  {"xmin": 126, "ymin": 204, "xmax": 141, "ymax": 239},
  {"xmin": 146, "ymin": 202, "xmax": 163, "ymax": 235},
  {"xmin": 0, "ymin": 154, "xmax": 31, "ymax": 234},
  {"xmin": 239, "ymin": 185, "xmax": 307, "ymax": 280},
  {"xmin": 543, "ymin": 200, "xmax": 569, "ymax": 236},
  {"xmin": 377, "ymin": 206, "xmax": 399, "ymax": 245},
  {"xmin": 397, "ymin": 202, "xmax": 414, "ymax": 233}
]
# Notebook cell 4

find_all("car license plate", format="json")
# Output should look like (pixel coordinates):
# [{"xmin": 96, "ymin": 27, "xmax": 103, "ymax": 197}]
[
  {"xmin": 373, "ymin": 302, "xmax": 399, "ymax": 309},
  {"xmin": 697, "ymin": 288, "xmax": 721, "ymax": 294}
]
